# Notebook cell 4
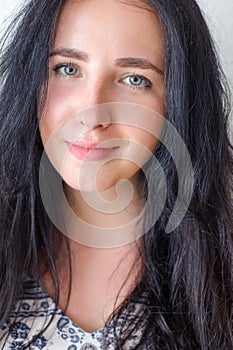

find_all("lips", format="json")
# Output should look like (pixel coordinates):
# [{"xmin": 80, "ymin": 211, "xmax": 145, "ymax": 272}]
[{"xmin": 66, "ymin": 140, "xmax": 120, "ymax": 161}]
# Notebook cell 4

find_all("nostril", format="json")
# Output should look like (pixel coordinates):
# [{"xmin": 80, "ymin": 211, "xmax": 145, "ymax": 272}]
[
  {"xmin": 73, "ymin": 105, "xmax": 113, "ymax": 128},
  {"xmin": 100, "ymin": 121, "xmax": 110, "ymax": 129}
]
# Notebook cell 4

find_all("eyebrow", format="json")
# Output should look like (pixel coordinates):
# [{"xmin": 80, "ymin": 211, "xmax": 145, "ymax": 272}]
[{"xmin": 50, "ymin": 48, "xmax": 164, "ymax": 75}]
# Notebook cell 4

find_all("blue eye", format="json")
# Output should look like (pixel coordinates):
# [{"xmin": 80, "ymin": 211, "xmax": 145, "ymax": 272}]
[
  {"xmin": 53, "ymin": 64, "xmax": 79, "ymax": 76},
  {"xmin": 123, "ymin": 74, "xmax": 152, "ymax": 90}
]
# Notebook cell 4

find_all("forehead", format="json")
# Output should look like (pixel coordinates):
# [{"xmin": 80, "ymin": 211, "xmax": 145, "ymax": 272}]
[{"xmin": 53, "ymin": 0, "xmax": 163, "ymax": 63}]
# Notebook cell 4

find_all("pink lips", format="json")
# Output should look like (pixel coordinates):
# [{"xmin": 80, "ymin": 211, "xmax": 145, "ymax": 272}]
[{"xmin": 66, "ymin": 140, "xmax": 120, "ymax": 161}]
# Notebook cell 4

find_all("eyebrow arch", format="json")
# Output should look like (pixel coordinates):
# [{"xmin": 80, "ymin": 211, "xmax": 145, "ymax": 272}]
[
  {"xmin": 115, "ymin": 57, "xmax": 163, "ymax": 75},
  {"xmin": 50, "ymin": 48, "xmax": 164, "ymax": 75},
  {"xmin": 50, "ymin": 48, "xmax": 89, "ymax": 62}
]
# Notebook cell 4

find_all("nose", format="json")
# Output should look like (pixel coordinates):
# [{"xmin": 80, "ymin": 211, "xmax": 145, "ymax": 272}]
[
  {"xmin": 79, "ymin": 105, "xmax": 112, "ymax": 129},
  {"xmin": 78, "ymin": 80, "xmax": 112, "ymax": 129}
]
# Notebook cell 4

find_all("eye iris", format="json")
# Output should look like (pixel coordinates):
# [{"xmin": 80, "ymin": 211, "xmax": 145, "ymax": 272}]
[
  {"xmin": 64, "ymin": 66, "xmax": 77, "ymax": 75},
  {"xmin": 129, "ymin": 76, "xmax": 142, "ymax": 86}
]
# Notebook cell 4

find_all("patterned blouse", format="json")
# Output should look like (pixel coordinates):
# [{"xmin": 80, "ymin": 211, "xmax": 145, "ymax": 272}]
[{"xmin": 0, "ymin": 277, "xmax": 148, "ymax": 350}]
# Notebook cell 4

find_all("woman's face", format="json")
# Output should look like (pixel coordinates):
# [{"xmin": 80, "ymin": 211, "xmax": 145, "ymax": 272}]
[{"xmin": 39, "ymin": 0, "xmax": 165, "ymax": 192}]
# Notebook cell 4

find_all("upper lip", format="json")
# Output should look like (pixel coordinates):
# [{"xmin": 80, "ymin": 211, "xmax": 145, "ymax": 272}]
[{"xmin": 66, "ymin": 140, "xmax": 120, "ymax": 149}]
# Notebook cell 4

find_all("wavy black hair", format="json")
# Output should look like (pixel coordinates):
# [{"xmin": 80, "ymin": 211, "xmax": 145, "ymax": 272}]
[{"xmin": 0, "ymin": 0, "xmax": 232, "ymax": 349}]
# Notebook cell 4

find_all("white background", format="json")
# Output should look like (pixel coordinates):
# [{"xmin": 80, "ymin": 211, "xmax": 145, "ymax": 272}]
[{"xmin": 0, "ymin": 0, "xmax": 232, "ymax": 131}]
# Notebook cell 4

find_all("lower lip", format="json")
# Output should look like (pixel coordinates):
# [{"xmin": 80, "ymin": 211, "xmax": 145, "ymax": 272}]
[{"xmin": 67, "ymin": 143, "xmax": 120, "ymax": 161}]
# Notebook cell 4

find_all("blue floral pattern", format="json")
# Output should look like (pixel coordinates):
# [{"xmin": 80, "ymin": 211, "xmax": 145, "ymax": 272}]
[
  {"xmin": 0, "ymin": 277, "xmax": 148, "ymax": 349},
  {"xmin": 10, "ymin": 322, "xmax": 30, "ymax": 340}
]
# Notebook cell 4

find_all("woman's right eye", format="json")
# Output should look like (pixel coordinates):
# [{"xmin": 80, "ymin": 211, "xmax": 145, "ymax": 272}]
[{"xmin": 53, "ymin": 63, "xmax": 80, "ymax": 77}]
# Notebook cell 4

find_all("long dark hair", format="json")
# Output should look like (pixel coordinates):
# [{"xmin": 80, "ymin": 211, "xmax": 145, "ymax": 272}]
[{"xmin": 0, "ymin": 0, "xmax": 232, "ymax": 349}]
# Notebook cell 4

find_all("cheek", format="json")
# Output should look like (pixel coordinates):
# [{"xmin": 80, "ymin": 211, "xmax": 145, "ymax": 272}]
[
  {"xmin": 39, "ymin": 84, "xmax": 79, "ymax": 144},
  {"xmin": 145, "ymin": 91, "xmax": 165, "ymax": 118},
  {"xmin": 121, "ymin": 112, "xmax": 165, "ymax": 151}
]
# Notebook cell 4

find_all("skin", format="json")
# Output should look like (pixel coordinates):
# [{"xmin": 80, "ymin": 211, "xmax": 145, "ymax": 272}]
[{"xmin": 39, "ymin": 0, "xmax": 165, "ymax": 333}]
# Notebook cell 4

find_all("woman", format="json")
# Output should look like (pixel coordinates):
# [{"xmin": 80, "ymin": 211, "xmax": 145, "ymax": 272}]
[{"xmin": 0, "ymin": 0, "xmax": 232, "ymax": 349}]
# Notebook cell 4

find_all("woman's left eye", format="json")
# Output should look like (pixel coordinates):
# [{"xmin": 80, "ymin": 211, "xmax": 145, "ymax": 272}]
[
  {"xmin": 53, "ymin": 64, "xmax": 80, "ymax": 77},
  {"xmin": 122, "ymin": 75, "xmax": 152, "ymax": 90}
]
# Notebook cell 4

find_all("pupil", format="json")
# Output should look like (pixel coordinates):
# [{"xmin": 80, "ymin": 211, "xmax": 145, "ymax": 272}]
[
  {"xmin": 65, "ymin": 66, "xmax": 76, "ymax": 75},
  {"xmin": 130, "ymin": 76, "xmax": 141, "ymax": 85}
]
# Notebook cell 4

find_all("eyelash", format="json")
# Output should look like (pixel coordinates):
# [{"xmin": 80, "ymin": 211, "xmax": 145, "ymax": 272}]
[
  {"xmin": 122, "ymin": 73, "xmax": 153, "ymax": 91},
  {"xmin": 52, "ymin": 62, "xmax": 153, "ymax": 91},
  {"xmin": 53, "ymin": 62, "xmax": 80, "ymax": 77}
]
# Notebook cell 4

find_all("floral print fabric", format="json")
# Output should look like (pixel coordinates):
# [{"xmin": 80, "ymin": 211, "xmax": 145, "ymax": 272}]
[{"xmin": 0, "ymin": 278, "xmax": 148, "ymax": 349}]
